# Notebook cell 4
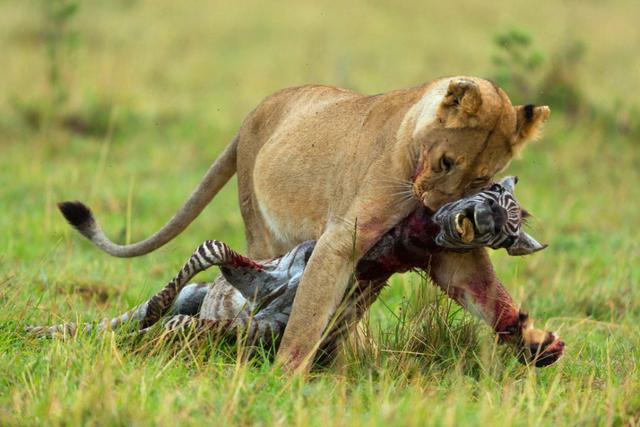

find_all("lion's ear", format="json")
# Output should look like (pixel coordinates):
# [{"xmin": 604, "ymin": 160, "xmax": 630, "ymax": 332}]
[
  {"xmin": 441, "ymin": 79, "xmax": 483, "ymax": 115},
  {"xmin": 438, "ymin": 79, "xmax": 484, "ymax": 128},
  {"xmin": 512, "ymin": 104, "xmax": 550, "ymax": 152}
]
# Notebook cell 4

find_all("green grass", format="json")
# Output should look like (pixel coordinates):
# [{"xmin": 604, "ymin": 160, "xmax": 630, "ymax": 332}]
[{"xmin": 1, "ymin": 1, "xmax": 639, "ymax": 425}]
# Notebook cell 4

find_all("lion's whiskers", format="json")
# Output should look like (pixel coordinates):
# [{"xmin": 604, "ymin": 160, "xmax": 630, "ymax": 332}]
[
  {"xmin": 374, "ymin": 176, "xmax": 414, "ymax": 196},
  {"xmin": 388, "ymin": 189, "xmax": 416, "ymax": 203}
]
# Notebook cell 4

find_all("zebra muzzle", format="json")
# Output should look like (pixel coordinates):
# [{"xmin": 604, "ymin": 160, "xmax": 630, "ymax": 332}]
[{"xmin": 473, "ymin": 200, "xmax": 507, "ymax": 235}]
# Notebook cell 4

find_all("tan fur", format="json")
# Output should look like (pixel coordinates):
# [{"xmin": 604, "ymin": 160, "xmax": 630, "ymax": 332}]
[
  {"xmin": 228, "ymin": 77, "xmax": 550, "ymax": 371},
  {"xmin": 513, "ymin": 105, "xmax": 551, "ymax": 155},
  {"xmin": 65, "ymin": 76, "xmax": 550, "ymax": 372}
]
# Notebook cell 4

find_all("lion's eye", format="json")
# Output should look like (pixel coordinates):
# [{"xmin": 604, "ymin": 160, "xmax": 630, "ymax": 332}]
[{"xmin": 440, "ymin": 156, "xmax": 454, "ymax": 173}]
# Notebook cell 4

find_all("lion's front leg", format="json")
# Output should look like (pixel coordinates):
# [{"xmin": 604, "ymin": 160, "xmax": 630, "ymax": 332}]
[
  {"xmin": 428, "ymin": 249, "xmax": 564, "ymax": 367},
  {"xmin": 275, "ymin": 225, "xmax": 362, "ymax": 373}
]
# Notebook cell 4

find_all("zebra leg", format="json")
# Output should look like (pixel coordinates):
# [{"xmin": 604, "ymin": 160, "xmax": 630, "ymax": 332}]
[
  {"xmin": 140, "ymin": 240, "xmax": 263, "ymax": 329},
  {"xmin": 143, "ymin": 240, "xmax": 310, "ymax": 333},
  {"xmin": 25, "ymin": 302, "xmax": 152, "ymax": 338},
  {"xmin": 160, "ymin": 314, "xmax": 241, "ymax": 338},
  {"xmin": 25, "ymin": 283, "xmax": 213, "ymax": 339},
  {"xmin": 26, "ymin": 240, "xmax": 260, "ymax": 339},
  {"xmin": 155, "ymin": 269, "xmax": 300, "ymax": 357},
  {"xmin": 220, "ymin": 240, "xmax": 314, "ymax": 303},
  {"xmin": 428, "ymin": 249, "xmax": 565, "ymax": 367},
  {"xmin": 25, "ymin": 322, "xmax": 85, "ymax": 338}
]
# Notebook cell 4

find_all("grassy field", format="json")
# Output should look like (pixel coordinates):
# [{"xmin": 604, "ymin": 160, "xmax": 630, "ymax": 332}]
[{"xmin": 1, "ymin": 0, "xmax": 639, "ymax": 425}]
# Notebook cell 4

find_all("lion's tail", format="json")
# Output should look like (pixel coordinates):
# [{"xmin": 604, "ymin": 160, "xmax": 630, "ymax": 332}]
[{"xmin": 59, "ymin": 135, "xmax": 238, "ymax": 258}]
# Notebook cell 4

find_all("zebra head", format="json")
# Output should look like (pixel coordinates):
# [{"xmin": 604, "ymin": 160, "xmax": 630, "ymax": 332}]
[{"xmin": 432, "ymin": 176, "xmax": 546, "ymax": 256}]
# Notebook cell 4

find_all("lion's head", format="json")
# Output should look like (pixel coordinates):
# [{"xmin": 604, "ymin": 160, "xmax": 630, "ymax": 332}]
[{"xmin": 409, "ymin": 77, "xmax": 549, "ymax": 210}]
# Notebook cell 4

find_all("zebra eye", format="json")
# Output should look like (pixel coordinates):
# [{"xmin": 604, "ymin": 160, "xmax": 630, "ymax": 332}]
[
  {"xmin": 490, "ymin": 184, "xmax": 502, "ymax": 192},
  {"xmin": 440, "ymin": 155, "xmax": 454, "ymax": 173}
]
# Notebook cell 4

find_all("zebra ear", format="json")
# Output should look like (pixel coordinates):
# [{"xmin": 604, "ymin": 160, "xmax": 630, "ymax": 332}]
[
  {"xmin": 507, "ymin": 231, "xmax": 547, "ymax": 256},
  {"xmin": 498, "ymin": 176, "xmax": 518, "ymax": 194}
]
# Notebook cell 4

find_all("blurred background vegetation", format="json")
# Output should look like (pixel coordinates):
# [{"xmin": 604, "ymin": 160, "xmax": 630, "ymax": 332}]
[
  {"xmin": 2, "ymin": 0, "xmax": 640, "ymax": 136},
  {"xmin": 1, "ymin": 0, "xmax": 639, "ymax": 425}
]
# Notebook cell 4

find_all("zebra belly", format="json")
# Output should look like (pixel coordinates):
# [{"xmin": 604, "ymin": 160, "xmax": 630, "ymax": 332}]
[
  {"xmin": 198, "ymin": 275, "xmax": 251, "ymax": 321},
  {"xmin": 171, "ymin": 283, "xmax": 209, "ymax": 316}
]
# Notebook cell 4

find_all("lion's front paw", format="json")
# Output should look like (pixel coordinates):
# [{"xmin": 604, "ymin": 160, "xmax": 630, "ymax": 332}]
[{"xmin": 518, "ymin": 327, "xmax": 565, "ymax": 367}]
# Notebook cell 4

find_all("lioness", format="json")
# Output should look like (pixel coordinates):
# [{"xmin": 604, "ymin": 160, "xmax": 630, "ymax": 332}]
[{"xmin": 59, "ymin": 77, "xmax": 550, "ymax": 372}]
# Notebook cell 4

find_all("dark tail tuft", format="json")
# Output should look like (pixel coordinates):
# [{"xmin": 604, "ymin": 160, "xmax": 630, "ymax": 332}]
[{"xmin": 58, "ymin": 201, "xmax": 94, "ymax": 231}]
